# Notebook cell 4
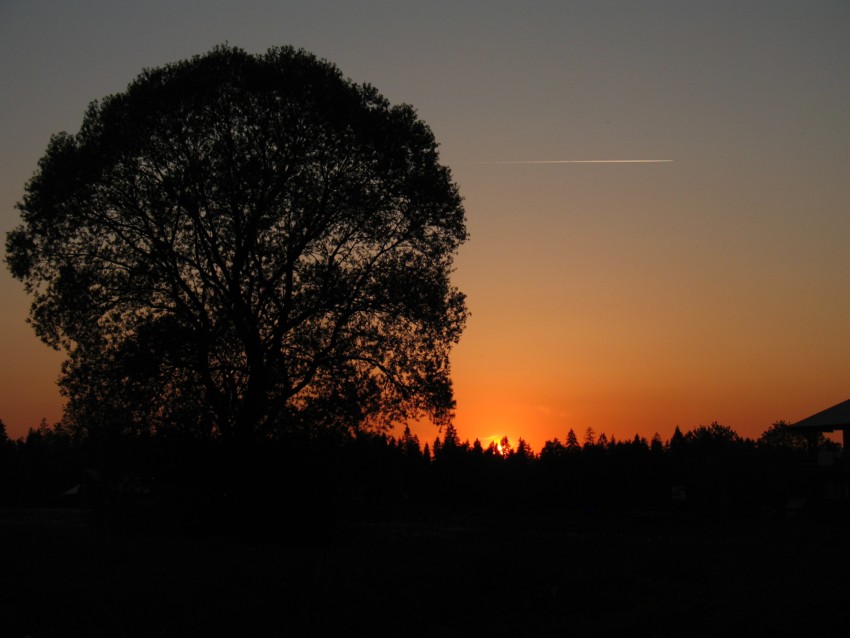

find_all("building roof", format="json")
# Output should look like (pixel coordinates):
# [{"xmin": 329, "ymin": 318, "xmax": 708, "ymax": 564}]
[{"xmin": 792, "ymin": 398, "xmax": 850, "ymax": 432}]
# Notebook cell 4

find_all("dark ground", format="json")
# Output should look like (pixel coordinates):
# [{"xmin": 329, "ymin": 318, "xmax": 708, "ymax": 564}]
[{"xmin": 2, "ymin": 504, "xmax": 849, "ymax": 637}]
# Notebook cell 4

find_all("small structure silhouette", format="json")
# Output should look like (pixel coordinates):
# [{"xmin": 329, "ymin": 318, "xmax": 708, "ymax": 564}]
[{"xmin": 792, "ymin": 398, "xmax": 850, "ymax": 500}]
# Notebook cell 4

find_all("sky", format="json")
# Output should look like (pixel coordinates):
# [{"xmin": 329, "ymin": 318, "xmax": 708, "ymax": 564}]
[{"xmin": 1, "ymin": 1, "xmax": 849, "ymax": 449}]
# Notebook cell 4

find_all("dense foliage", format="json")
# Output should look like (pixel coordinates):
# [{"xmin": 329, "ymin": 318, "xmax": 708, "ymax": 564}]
[{"xmin": 5, "ymin": 45, "xmax": 467, "ymax": 445}]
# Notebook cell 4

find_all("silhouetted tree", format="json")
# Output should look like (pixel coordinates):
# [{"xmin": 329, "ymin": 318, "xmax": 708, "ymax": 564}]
[
  {"xmin": 399, "ymin": 425, "xmax": 422, "ymax": 458},
  {"xmin": 499, "ymin": 436, "xmax": 513, "ymax": 457},
  {"xmin": 6, "ymin": 45, "xmax": 468, "ymax": 448},
  {"xmin": 669, "ymin": 426, "xmax": 685, "ymax": 452},
  {"xmin": 440, "ymin": 423, "xmax": 461, "ymax": 451},
  {"xmin": 674, "ymin": 422, "xmax": 753, "ymax": 505},
  {"xmin": 540, "ymin": 438, "xmax": 565, "ymax": 461},
  {"xmin": 686, "ymin": 422, "xmax": 741, "ymax": 449},
  {"xmin": 565, "ymin": 429, "xmax": 580, "ymax": 450},
  {"xmin": 758, "ymin": 420, "xmax": 814, "ymax": 452},
  {"xmin": 512, "ymin": 437, "xmax": 534, "ymax": 462},
  {"xmin": 650, "ymin": 433, "xmax": 664, "ymax": 455},
  {"xmin": 432, "ymin": 436, "xmax": 442, "ymax": 458}
]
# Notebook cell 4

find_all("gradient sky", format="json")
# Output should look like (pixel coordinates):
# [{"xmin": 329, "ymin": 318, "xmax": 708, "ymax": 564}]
[{"xmin": 1, "ymin": 1, "xmax": 849, "ymax": 448}]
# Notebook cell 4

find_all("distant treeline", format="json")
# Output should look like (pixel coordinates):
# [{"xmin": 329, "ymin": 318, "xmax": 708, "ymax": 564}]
[{"xmin": 0, "ymin": 418, "xmax": 842, "ymax": 521}]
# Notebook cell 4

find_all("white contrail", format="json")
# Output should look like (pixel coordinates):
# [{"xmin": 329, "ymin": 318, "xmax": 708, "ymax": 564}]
[{"xmin": 472, "ymin": 159, "xmax": 673, "ymax": 164}]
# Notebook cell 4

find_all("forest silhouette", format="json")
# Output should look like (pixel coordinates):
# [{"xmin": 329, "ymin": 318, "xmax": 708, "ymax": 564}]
[
  {"xmin": 2, "ymin": 416, "xmax": 849, "ymax": 635},
  {"xmin": 0, "ymin": 417, "xmax": 842, "ymax": 519}
]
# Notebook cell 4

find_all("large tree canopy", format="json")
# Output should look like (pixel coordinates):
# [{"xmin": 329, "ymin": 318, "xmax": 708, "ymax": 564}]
[{"xmin": 6, "ymin": 45, "xmax": 468, "ymax": 443}]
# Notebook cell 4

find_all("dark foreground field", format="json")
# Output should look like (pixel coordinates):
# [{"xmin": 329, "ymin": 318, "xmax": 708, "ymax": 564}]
[{"xmin": 3, "ymin": 505, "xmax": 849, "ymax": 637}]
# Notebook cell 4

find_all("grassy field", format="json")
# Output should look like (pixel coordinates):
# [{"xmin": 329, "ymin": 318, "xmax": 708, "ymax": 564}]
[{"xmin": 2, "ymin": 505, "xmax": 849, "ymax": 636}]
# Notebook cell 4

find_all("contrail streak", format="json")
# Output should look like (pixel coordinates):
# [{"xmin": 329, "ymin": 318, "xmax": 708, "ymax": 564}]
[{"xmin": 472, "ymin": 159, "xmax": 673, "ymax": 164}]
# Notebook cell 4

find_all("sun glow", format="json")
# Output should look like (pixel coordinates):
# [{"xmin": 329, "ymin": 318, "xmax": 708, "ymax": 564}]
[{"xmin": 474, "ymin": 434, "xmax": 512, "ymax": 456}]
